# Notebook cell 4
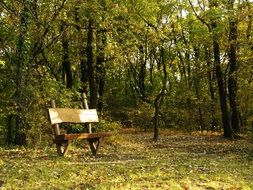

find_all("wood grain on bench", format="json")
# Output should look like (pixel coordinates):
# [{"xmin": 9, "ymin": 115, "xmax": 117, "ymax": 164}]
[{"xmin": 48, "ymin": 108, "xmax": 99, "ymax": 124}]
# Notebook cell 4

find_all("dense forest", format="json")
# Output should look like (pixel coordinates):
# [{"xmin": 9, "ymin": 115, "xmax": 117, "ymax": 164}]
[{"xmin": 0, "ymin": 0, "xmax": 253, "ymax": 146}]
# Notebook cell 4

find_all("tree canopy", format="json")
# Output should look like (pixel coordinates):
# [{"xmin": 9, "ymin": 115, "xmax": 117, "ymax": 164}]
[{"xmin": 0, "ymin": 0, "xmax": 253, "ymax": 145}]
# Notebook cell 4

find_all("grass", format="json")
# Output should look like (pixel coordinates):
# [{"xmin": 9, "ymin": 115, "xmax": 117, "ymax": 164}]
[{"xmin": 0, "ymin": 129, "xmax": 253, "ymax": 189}]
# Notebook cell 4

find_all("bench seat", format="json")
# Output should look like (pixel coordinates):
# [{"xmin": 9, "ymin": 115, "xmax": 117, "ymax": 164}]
[{"xmin": 55, "ymin": 132, "xmax": 112, "ymax": 142}]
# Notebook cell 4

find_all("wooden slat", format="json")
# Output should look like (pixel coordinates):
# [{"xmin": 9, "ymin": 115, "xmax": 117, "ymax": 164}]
[
  {"xmin": 82, "ymin": 93, "xmax": 92, "ymax": 133},
  {"xmin": 50, "ymin": 100, "xmax": 61, "ymax": 136},
  {"xmin": 48, "ymin": 108, "xmax": 99, "ymax": 124},
  {"xmin": 56, "ymin": 132, "xmax": 112, "ymax": 141}
]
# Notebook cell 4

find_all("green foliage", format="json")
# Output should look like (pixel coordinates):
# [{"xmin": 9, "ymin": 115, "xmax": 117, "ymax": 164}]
[
  {"xmin": 1, "ymin": 0, "xmax": 253, "ymax": 145},
  {"xmin": 62, "ymin": 119, "xmax": 122, "ymax": 134},
  {"xmin": 95, "ymin": 119, "xmax": 122, "ymax": 132},
  {"xmin": 63, "ymin": 124, "xmax": 86, "ymax": 134}
]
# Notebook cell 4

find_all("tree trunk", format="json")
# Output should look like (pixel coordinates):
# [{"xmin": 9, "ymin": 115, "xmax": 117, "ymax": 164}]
[
  {"xmin": 95, "ymin": 0, "xmax": 107, "ymax": 113},
  {"xmin": 87, "ymin": 18, "xmax": 98, "ymax": 108},
  {"xmin": 205, "ymin": 47, "xmax": 217, "ymax": 130},
  {"xmin": 61, "ymin": 22, "xmax": 73, "ymax": 89},
  {"xmin": 73, "ymin": 3, "xmax": 88, "ymax": 94},
  {"xmin": 12, "ymin": 1, "xmax": 32, "ymax": 145},
  {"xmin": 246, "ymin": 1, "xmax": 252, "ymax": 41},
  {"xmin": 172, "ymin": 25, "xmax": 187, "ymax": 79},
  {"xmin": 96, "ymin": 28, "xmax": 106, "ymax": 114},
  {"xmin": 153, "ymin": 98, "xmax": 160, "ymax": 141},
  {"xmin": 80, "ymin": 48, "xmax": 88, "ymax": 94},
  {"xmin": 153, "ymin": 48, "xmax": 167, "ymax": 141},
  {"xmin": 214, "ymin": 42, "xmax": 232, "ymax": 138},
  {"xmin": 212, "ymin": 26, "xmax": 233, "ymax": 138},
  {"xmin": 209, "ymin": 0, "xmax": 233, "ymax": 138},
  {"xmin": 138, "ymin": 45, "xmax": 147, "ymax": 101},
  {"xmin": 193, "ymin": 47, "xmax": 205, "ymax": 131},
  {"xmin": 227, "ymin": 0, "xmax": 240, "ymax": 132}
]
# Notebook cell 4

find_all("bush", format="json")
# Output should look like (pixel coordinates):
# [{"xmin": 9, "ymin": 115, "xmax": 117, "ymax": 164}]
[{"xmin": 94, "ymin": 119, "xmax": 122, "ymax": 132}]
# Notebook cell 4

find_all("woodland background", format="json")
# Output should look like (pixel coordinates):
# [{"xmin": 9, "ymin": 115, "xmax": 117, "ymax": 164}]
[{"xmin": 0, "ymin": 0, "xmax": 253, "ymax": 146}]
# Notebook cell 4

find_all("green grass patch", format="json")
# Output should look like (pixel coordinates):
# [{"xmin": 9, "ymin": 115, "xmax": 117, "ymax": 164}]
[{"xmin": 0, "ymin": 130, "xmax": 253, "ymax": 189}]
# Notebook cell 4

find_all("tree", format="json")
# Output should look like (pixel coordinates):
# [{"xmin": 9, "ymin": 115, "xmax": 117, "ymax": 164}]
[
  {"xmin": 1, "ymin": 0, "xmax": 253, "ymax": 146},
  {"xmin": 13, "ymin": 1, "xmax": 32, "ymax": 145},
  {"xmin": 61, "ymin": 21, "xmax": 73, "ymax": 89},
  {"xmin": 188, "ymin": 0, "xmax": 234, "ymax": 137},
  {"xmin": 227, "ymin": 0, "xmax": 239, "ymax": 133}
]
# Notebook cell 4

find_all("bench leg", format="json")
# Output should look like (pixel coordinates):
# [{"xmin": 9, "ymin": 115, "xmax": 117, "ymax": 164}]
[
  {"xmin": 88, "ymin": 138, "xmax": 104, "ymax": 156},
  {"xmin": 56, "ymin": 140, "xmax": 70, "ymax": 156},
  {"xmin": 56, "ymin": 144, "xmax": 63, "ymax": 156}
]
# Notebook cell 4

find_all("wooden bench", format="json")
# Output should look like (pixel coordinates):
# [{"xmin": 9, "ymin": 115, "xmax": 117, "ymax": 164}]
[{"xmin": 47, "ymin": 94, "xmax": 111, "ymax": 156}]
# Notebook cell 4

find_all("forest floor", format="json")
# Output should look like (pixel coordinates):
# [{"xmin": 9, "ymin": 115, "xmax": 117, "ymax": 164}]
[{"xmin": 0, "ymin": 129, "xmax": 253, "ymax": 190}]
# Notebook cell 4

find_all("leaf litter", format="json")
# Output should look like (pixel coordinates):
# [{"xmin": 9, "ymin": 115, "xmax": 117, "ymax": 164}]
[{"xmin": 0, "ymin": 129, "xmax": 253, "ymax": 189}]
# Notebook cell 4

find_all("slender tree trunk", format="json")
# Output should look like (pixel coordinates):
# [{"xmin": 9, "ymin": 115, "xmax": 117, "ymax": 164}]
[
  {"xmin": 246, "ymin": 0, "xmax": 252, "ymax": 42},
  {"xmin": 209, "ymin": 0, "xmax": 233, "ymax": 138},
  {"xmin": 87, "ymin": 18, "xmax": 98, "ymax": 108},
  {"xmin": 149, "ymin": 52, "xmax": 154, "ymax": 86},
  {"xmin": 172, "ymin": 26, "xmax": 186, "ymax": 79},
  {"xmin": 61, "ymin": 22, "xmax": 73, "ymax": 89},
  {"xmin": 80, "ymin": 49, "xmax": 88, "ymax": 94},
  {"xmin": 12, "ymin": 1, "xmax": 32, "ymax": 145},
  {"xmin": 193, "ymin": 47, "xmax": 205, "ymax": 131},
  {"xmin": 214, "ymin": 41, "xmax": 232, "ymax": 138},
  {"xmin": 6, "ymin": 115, "xmax": 14, "ymax": 144},
  {"xmin": 129, "ymin": 44, "xmax": 150, "ymax": 103},
  {"xmin": 129, "ymin": 46, "xmax": 152, "ymax": 104},
  {"xmin": 227, "ymin": 0, "xmax": 239, "ymax": 132},
  {"xmin": 96, "ymin": 0, "xmax": 107, "ymax": 113},
  {"xmin": 97, "ymin": 68, "xmax": 105, "ymax": 113},
  {"xmin": 138, "ymin": 45, "xmax": 147, "ymax": 101},
  {"xmin": 194, "ymin": 80, "xmax": 205, "ymax": 131},
  {"xmin": 153, "ymin": 99, "xmax": 160, "ymax": 141},
  {"xmin": 96, "ymin": 28, "xmax": 106, "ymax": 114},
  {"xmin": 212, "ymin": 27, "xmax": 233, "ymax": 138},
  {"xmin": 153, "ymin": 48, "xmax": 167, "ymax": 141},
  {"xmin": 73, "ymin": 4, "xmax": 88, "ymax": 94},
  {"xmin": 205, "ymin": 47, "xmax": 217, "ymax": 130}
]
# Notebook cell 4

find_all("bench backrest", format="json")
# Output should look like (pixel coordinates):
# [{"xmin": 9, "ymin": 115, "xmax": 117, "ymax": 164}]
[{"xmin": 48, "ymin": 108, "xmax": 99, "ymax": 125}]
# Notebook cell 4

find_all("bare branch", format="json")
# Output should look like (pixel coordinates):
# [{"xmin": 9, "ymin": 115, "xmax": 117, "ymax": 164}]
[{"xmin": 188, "ymin": 0, "xmax": 211, "ymax": 32}]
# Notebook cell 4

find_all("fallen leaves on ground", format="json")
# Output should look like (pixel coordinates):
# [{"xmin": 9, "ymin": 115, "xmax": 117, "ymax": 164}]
[{"xmin": 0, "ymin": 129, "xmax": 253, "ymax": 189}]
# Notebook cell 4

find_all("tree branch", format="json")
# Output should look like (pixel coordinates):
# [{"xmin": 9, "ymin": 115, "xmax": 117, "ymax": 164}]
[{"xmin": 188, "ymin": 0, "xmax": 211, "ymax": 32}]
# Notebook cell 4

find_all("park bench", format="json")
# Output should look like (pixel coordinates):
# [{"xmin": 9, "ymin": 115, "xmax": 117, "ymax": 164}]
[{"xmin": 47, "ymin": 93, "xmax": 111, "ymax": 156}]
